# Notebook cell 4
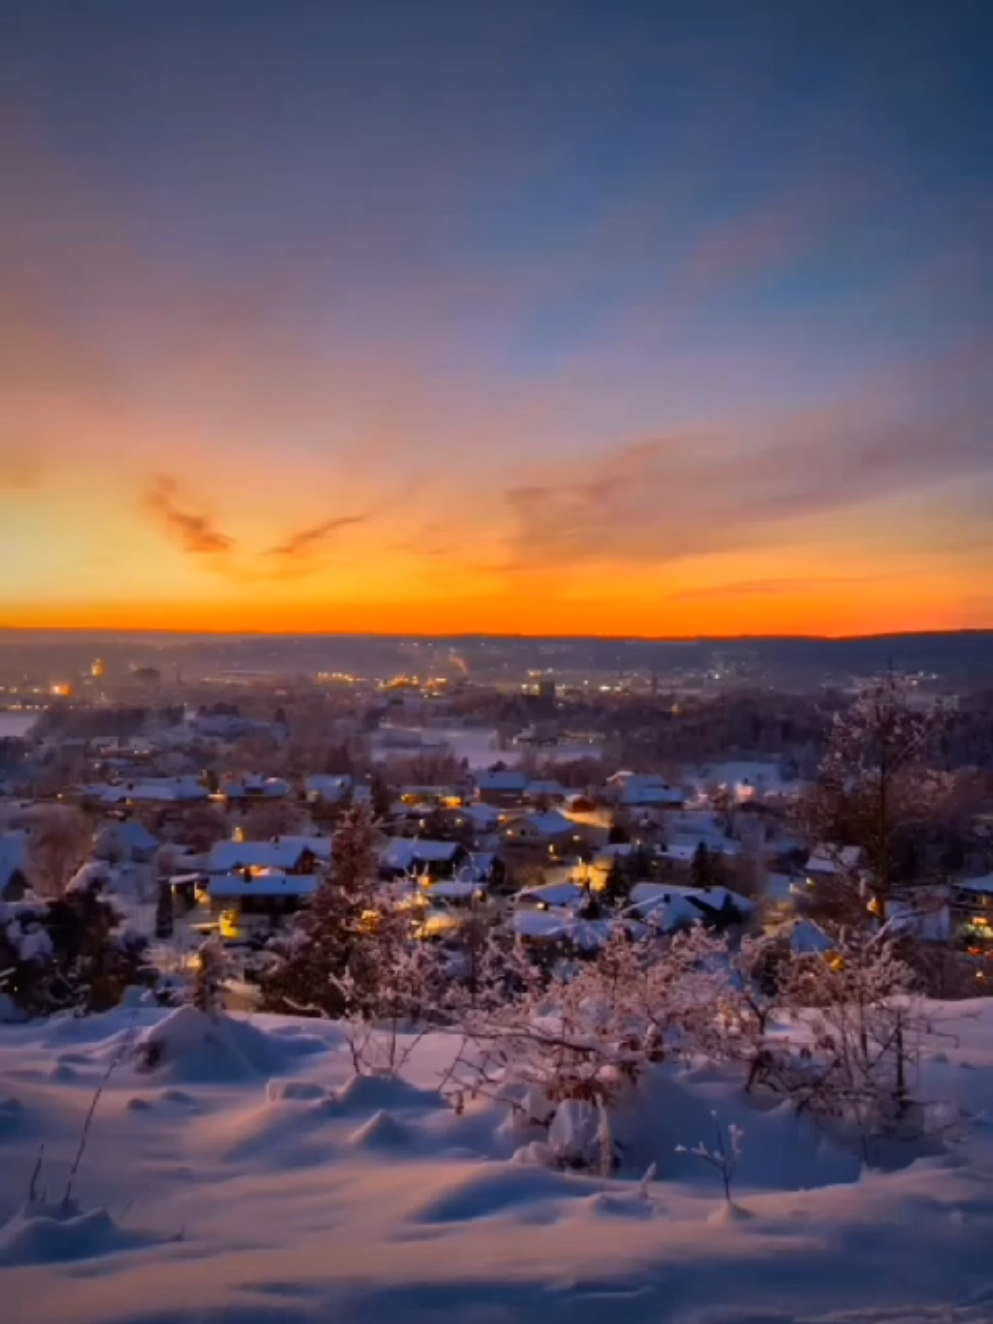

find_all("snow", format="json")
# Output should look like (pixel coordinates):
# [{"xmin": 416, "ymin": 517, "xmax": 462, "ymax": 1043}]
[
  {"xmin": 207, "ymin": 869, "xmax": 318, "ymax": 899},
  {"xmin": 3, "ymin": 1001, "xmax": 993, "ymax": 1323},
  {"xmin": 207, "ymin": 839, "xmax": 326, "ymax": 873},
  {"xmin": 380, "ymin": 837, "xmax": 462, "ymax": 871}
]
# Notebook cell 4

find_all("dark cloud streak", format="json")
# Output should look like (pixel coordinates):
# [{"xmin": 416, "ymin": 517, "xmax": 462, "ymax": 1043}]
[{"xmin": 143, "ymin": 476, "xmax": 234, "ymax": 556}]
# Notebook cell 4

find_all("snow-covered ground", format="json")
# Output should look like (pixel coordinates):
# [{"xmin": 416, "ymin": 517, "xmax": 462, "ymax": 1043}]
[
  {"xmin": 4, "ymin": 1001, "xmax": 993, "ymax": 1323},
  {"xmin": 370, "ymin": 727, "xmax": 603, "ymax": 771}
]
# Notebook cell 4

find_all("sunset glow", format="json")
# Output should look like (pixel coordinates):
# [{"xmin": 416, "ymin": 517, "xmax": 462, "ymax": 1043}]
[{"xmin": 2, "ymin": 3, "xmax": 991, "ymax": 637}]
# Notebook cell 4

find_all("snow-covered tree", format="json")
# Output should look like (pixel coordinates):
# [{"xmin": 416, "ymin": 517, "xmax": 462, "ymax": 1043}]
[
  {"xmin": 190, "ymin": 933, "xmax": 229, "ymax": 1019},
  {"xmin": 0, "ymin": 869, "xmax": 148, "ymax": 1016},
  {"xmin": 261, "ymin": 802, "xmax": 380, "ymax": 1019}
]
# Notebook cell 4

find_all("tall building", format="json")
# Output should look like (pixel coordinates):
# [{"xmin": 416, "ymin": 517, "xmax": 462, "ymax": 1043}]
[{"xmin": 90, "ymin": 657, "xmax": 105, "ymax": 679}]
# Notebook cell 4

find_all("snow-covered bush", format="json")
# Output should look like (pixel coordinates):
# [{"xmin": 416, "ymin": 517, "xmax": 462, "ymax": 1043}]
[{"xmin": 0, "ymin": 871, "xmax": 149, "ymax": 1017}]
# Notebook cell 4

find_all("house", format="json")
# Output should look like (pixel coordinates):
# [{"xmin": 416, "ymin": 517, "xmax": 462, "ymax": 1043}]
[
  {"xmin": 219, "ymin": 774, "xmax": 292, "ymax": 803},
  {"xmin": 81, "ymin": 777, "xmax": 209, "ymax": 807},
  {"xmin": 805, "ymin": 844, "xmax": 864, "ymax": 884},
  {"xmin": 303, "ymin": 774, "xmax": 353, "ymax": 805},
  {"xmin": 953, "ymin": 871, "xmax": 993, "ymax": 912},
  {"xmin": 524, "ymin": 779, "xmax": 567, "ymax": 804},
  {"xmin": 93, "ymin": 819, "xmax": 159, "ymax": 865},
  {"xmin": 514, "ymin": 879, "xmax": 590, "ymax": 912},
  {"xmin": 379, "ymin": 837, "xmax": 469, "ymax": 880},
  {"xmin": 207, "ymin": 836, "xmax": 330, "ymax": 877},
  {"xmin": 606, "ymin": 772, "xmax": 685, "ymax": 809},
  {"xmin": 474, "ymin": 769, "xmax": 528, "ymax": 806},
  {"xmin": 500, "ymin": 809, "xmax": 580, "ymax": 852},
  {"xmin": 628, "ymin": 880, "xmax": 753, "ymax": 931},
  {"xmin": 207, "ymin": 868, "xmax": 318, "ymax": 925}
]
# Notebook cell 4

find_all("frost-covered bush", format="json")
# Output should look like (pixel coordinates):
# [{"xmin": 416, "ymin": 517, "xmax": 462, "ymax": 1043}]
[{"xmin": 0, "ymin": 869, "xmax": 149, "ymax": 1017}]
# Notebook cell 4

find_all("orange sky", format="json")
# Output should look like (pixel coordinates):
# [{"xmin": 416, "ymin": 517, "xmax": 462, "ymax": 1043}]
[{"xmin": 2, "ymin": 5, "xmax": 992, "ymax": 638}]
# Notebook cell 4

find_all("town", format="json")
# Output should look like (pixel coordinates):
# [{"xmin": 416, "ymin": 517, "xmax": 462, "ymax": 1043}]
[{"xmin": 2, "ymin": 640, "xmax": 992, "ymax": 1013}]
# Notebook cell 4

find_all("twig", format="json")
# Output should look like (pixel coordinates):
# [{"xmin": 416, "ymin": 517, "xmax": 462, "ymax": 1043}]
[
  {"xmin": 62, "ymin": 1013, "xmax": 138, "ymax": 1209},
  {"xmin": 27, "ymin": 1143, "xmax": 45, "ymax": 1204}
]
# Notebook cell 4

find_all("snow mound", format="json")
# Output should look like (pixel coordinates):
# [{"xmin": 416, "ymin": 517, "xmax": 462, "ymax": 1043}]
[
  {"xmin": 410, "ymin": 1162, "xmax": 586, "ymax": 1224},
  {"xmin": 0, "ymin": 1204, "xmax": 159, "ymax": 1266},
  {"xmin": 348, "ymin": 1108, "xmax": 412, "ymax": 1151},
  {"xmin": 707, "ymin": 1200, "xmax": 754, "ymax": 1225},
  {"xmin": 133, "ymin": 1007, "xmax": 287, "ymax": 1084},
  {"xmin": 265, "ymin": 1079, "xmax": 327, "ymax": 1104},
  {"xmin": 192, "ymin": 1094, "xmax": 341, "ymax": 1167},
  {"xmin": 333, "ymin": 1072, "xmax": 439, "ymax": 1115},
  {"xmin": 578, "ymin": 1191, "xmax": 656, "ymax": 1221}
]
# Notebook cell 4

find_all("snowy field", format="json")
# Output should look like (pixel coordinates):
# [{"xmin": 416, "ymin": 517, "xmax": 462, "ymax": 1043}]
[
  {"xmin": 370, "ymin": 727, "xmax": 603, "ymax": 771},
  {"xmin": 3, "ymin": 1003, "xmax": 993, "ymax": 1323}
]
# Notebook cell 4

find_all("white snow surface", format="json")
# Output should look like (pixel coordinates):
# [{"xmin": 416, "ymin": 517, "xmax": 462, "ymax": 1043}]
[{"xmin": 2, "ymin": 1001, "xmax": 993, "ymax": 1322}]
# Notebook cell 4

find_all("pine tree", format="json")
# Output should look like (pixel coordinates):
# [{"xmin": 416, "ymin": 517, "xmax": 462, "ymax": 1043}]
[
  {"xmin": 155, "ymin": 882, "xmax": 174, "ymax": 939},
  {"xmin": 690, "ymin": 842, "xmax": 714, "ymax": 890},
  {"xmin": 261, "ymin": 803, "xmax": 380, "ymax": 1018}
]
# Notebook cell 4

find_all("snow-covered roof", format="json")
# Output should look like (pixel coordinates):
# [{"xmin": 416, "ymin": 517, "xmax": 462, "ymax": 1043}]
[
  {"xmin": 618, "ymin": 781, "xmax": 684, "ymax": 807},
  {"xmin": 94, "ymin": 820, "xmax": 158, "ymax": 852},
  {"xmin": 84, "ymin": 777, "xmax": 208, "ymax": 804},
  {"xmin": 778, "ymin": 918, "xmax": 833, "ymax": 955},
  {"xmin": 464, "ymin": 802, "xmax": 500, "ymax": 828},
  {"xmin": 304, "ymin": 774, "xmax": 353, "ymax": 801},
  {"xmin": 380, "ymin": 838, "xmax": 462, "ymax": 871},
  {"xmin": 208, "ymin": 839, "xmax": 323, "ymax": 874},
  {"xmin": 267, "ymin": 836, "xmax": 332, "ymax": 859},
  {"xmin": 513, "ymin": 908, "xmax": 569, "ymax": 940},
  {"xmin": 629, "ymin": 880, "xmax": 754, "ymax": 919},
  {"xmin": 806, "ymin": 844, "xmax": 863, "ymax": 875},
  {"xmin": 515, "ymin": 880, "xmax": 588, "ymax": 910},
  {"xmin": 525, "ymin": 780, "xmax": 567, "ymax": 797},
  {"xmin": 957, "ymin": 872, "xmax": 993, "ymax": 896},
  {"xmin": 627, "ymin": 889, "xmax": 701, "ymax": 932},
  {"xmin": 661, "ymin": 839, "xmax": 739, "ymax": 864},
  {"xmin": 475, "ymin": 770, "xmax": 527, "ymax": 792},
  {"xmin": 208, "ymin": 869, "xmax": 318, "ymax": 899},
  {"xmin": 220, "ymin": 775, "xmax": 291, "ymax": 799},
  {"xmin": 884, "ymin": 900, "xmax": 952, "ymax": 943},
  {"xmin": 504, "ymin": 809, "xmax": 575, "ymax": 838}
]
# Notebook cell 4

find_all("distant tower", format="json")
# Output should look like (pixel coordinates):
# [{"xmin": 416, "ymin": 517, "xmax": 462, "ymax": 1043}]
[{"xmin": 90, "ymin": 657, "xmax": 105, "ymax": 679}]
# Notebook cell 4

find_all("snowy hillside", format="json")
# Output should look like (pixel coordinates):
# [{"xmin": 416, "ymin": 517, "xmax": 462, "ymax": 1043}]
[{"xmin": 3, "ymin": 1002, "xmax": 993, "ymax": 1323}]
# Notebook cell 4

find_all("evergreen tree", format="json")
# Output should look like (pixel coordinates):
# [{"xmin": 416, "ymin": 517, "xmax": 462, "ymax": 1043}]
[
  {"xmin": 155, "ymin": 882, "xmax": 174, "ymax": 939},
  {"xmin": 690, "ymin": 843, "xmax": 715, "ymax": 890},
  {"xmin": 261, "ymin": 803, "xmax": 380, "ymax": 1018}
]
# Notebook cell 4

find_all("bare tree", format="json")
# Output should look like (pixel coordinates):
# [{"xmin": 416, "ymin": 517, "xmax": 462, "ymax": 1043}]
[
  {"xmin": 241, "ymin": 799, "xmax": 307, "ymax": 841},
  {"xmin": 797, "ymin": 673, "xmax": 950, "ymax": 917},
  {"xmin": 26, "ymin": 808, "xmax": 92, "ymax": 899}
]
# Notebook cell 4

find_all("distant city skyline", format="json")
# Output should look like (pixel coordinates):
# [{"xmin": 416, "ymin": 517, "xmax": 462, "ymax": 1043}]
[{"xmin": 2, "ymin": 1, "xmax": 992, "ymax": 635}]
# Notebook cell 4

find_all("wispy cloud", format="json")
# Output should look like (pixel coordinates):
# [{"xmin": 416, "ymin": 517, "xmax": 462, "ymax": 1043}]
[
  {"xmin": 666, "ymin": 575, "xmax": 901, "ymax": 603},
  {"xmin": 499, "ymin": 347, "xmax": 993, "ymax": 576},
  {"xmin": 143, "ymin": 476, "xmax": 234, "ymax": 556},
  {"xmin": 264, "ymin": 514, "xmax": 369, "ymax": 561}
]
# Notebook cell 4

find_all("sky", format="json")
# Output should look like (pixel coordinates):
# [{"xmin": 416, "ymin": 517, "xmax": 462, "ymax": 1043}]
[{"xmin": 1, "ymin": 0, "xmax": 991, "ymax": 638}]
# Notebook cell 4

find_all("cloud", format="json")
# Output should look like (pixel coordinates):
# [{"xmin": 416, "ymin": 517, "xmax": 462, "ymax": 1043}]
[
  {"xmin": 666, "ymin": 575, "xmax": 900, "ymax": 603},
  {"xmin": 264, "ymin": 514, "xmax": 369, "ymax": 561},
  {"xmin": 499, "ymin": 349, "xmax": 993, "ymax": 576},
  {"xmin": 143, "ymin": 476, "xmax": 234, "ymax": 556}
]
